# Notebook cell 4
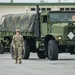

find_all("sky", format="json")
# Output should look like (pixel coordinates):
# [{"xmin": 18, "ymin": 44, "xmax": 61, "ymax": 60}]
[{"xmin": 0, "ymin": 0, "xmax": 75, "ymax": 3}]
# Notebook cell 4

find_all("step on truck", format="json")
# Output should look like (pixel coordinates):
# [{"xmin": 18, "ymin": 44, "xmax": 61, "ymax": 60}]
[{"xmin": 0, "ymin": 5, "xmax": 75, "ymax": 60}]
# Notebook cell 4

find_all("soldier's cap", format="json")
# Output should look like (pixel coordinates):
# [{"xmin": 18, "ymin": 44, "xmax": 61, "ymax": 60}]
[{"xmin": 16, "ymin": 29, "xmax": 20, "ymax": 32}]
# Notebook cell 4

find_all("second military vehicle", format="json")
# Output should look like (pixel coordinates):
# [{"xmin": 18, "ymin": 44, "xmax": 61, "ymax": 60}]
[{"xmin": 0, "ymin": 5, "xmax": 75, "ymax": 60}]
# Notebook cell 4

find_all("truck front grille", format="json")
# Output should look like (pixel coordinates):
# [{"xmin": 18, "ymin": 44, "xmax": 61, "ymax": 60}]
[{"xmin": 67, "ymin": 27, "xmax": 75, "ymax": 40}]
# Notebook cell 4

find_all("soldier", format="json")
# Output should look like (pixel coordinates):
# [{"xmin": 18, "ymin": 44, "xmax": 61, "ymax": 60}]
[{"xmin": 12, "ymin": 29, "xmax": 24, "ymax": 64}]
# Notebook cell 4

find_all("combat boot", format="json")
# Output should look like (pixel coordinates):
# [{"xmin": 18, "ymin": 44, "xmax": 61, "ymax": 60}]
[
  {"xmin": 19, "ymin": 59, "xmax": 22, "ymax": 64},
  {"xmin": 15, "ymin": 59, "xmax": 18, "ymax": 64}
]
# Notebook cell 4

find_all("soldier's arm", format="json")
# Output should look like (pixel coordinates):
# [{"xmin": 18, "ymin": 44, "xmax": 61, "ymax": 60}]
[{"xmin": 12, "ymin": 36, "xmax": 15, "ymax": 48}]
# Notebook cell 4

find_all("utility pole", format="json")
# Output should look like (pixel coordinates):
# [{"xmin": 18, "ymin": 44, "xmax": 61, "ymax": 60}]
[
  {"xmin": 11, "ymin": 0, "xmax": 13, "ymax": 3},
  {"xmin": 40, "ymin": 0, "xmax": 44, "ymax": 3},
  {"xmin": 58, "ymin": 0, "xmax": 61, "ymax": 3}
]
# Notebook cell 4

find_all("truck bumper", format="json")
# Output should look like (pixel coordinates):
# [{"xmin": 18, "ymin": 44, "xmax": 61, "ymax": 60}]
[{"xmin": 58, "ymin": 40, "xmax": 75, "ymax": 46}]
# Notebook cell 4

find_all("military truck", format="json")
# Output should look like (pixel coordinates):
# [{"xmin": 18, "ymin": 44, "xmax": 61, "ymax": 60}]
[{"xmin": 0, "ymin": 5, "xmax": 75, "ymax": 60}]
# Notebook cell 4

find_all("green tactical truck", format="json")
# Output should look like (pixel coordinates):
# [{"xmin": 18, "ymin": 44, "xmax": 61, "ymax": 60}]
[{"xmin": 0, "ymin": 5, "xmax": 75, "ymax": 60}]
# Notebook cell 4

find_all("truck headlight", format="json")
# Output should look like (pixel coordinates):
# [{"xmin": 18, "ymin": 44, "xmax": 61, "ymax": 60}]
[{"xmin": 58, "ymin": 36, "xmax": 62, "ymax": 40}]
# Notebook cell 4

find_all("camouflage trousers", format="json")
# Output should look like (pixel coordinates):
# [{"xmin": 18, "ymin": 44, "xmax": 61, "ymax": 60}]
[{"xmin": 14, "ymin": 47, "xmax": 22, "ymax": 61}]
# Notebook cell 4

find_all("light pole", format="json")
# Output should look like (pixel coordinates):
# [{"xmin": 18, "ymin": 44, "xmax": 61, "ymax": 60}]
[
  {"xmin": 40, "ymin": 0, "xmax": 44, "ymax": 3},
  {"xmin": 11, "ymin": 0, "xmax": 13, "ymax": 3}
]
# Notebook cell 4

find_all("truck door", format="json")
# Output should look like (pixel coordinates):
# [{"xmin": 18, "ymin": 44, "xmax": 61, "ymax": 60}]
[{"xmin": 40, "ymin": 15, "xmax": 48, "ymax": 37}]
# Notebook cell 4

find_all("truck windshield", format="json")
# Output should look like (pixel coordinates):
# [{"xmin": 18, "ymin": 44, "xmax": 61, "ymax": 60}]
[{"xmin": 50, "ymin": 13, "xmax": 75, "ymax": 22}]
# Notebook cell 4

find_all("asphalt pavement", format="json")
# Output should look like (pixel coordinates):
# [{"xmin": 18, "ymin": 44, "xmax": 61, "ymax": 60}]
[{"xmin": 0, "ymin": 53, "xmax": 75, "ymax": 75}]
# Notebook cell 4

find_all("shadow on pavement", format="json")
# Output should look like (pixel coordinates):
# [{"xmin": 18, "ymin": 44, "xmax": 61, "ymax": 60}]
[{"xmin": 58, "ymin": 58, "xmax": 75, "ymax": 61}]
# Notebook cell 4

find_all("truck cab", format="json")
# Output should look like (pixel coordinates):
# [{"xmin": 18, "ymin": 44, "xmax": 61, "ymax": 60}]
[{"xmin": 38, "ymin": 11, "xmax": 75, "ymax": 60}]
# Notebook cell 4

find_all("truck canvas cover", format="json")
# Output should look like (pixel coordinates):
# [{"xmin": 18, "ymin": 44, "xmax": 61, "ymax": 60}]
[{"xmin": 2, "ymin": 13, "xmax": 36, "ymax": 33}]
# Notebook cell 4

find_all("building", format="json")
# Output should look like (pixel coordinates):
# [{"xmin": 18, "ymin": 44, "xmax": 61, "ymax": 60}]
[{"xmin": 0, "ymin": 3, "xmax": 75, "ymax": 19}]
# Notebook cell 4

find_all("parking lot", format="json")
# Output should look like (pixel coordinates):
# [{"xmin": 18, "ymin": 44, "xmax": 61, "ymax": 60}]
[{"xmin": 0, "ymin": 53, "xmax": 75, "ymax": 75}]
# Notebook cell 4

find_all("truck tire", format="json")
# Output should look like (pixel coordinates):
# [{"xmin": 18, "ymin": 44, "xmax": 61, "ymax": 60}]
[
  {"xmin": 70, "ymin": 48, "xmax": 75, "ymax": 54},
  {"xmin": 48, "ymin": 40, "xmax": 58, "ymax": 60},
  {"xmin": 10, "ymin": 44, "xmax": 14, "ymax": 59},
  {"xmin": 23, "ymin": 40, "xmax": 30, "ymax": 59},
  {"xmin": 37, "ymin": 51, "xmax": 46, "ymax": 59},
  {"xmin": 0, "ymin": 43, "xmax": 4, "ymax": 54},
  {"xmin": 10, "ymin": 42, "xmax": 30, "ymax": 59}
]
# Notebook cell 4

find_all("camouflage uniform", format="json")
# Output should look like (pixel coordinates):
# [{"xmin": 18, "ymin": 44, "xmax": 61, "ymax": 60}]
[{"xmin": 12, "ymin": 34, "xmax": 24, "ymax": 63}]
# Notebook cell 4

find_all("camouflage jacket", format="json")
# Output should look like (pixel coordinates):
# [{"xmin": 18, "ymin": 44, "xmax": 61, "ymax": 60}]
[{"xmin": 12, "ymin": 35, "xmax": 24, "ymax": 47}]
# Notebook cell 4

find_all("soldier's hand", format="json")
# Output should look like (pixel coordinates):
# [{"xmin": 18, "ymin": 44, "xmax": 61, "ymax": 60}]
[
  {"xmin": 13, "ymin": 45, "xmax": 15, "ymax": 49},
  {"xmin": 23, "ymin": 47, "xmax": 24, "ymax": 49}
]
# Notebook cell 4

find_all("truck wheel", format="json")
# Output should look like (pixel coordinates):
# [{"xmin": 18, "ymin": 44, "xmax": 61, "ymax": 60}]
[
  {"xmin": 23, "ymin": 40, "xmax": 30, "ymax": 59},
  {"xmin": 37, "ymin": 51, "xmax": 46, "ymax": 59},
  {"xmin": 10, "ymin": 44, "xmax": 14, "ymax": 59},
  {"xmin": 48, "ymin": 40, "xmax": 58, "ymax": 60},
  {"xmin": 0, "ymin": 43, "xmax": 4, "ymax": 54}
]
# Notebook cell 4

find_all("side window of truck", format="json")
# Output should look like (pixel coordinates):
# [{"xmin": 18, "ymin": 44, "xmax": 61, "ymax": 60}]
[{"xmin": 42, "ymin": 16, "xmax": 47, "ymax": 23}]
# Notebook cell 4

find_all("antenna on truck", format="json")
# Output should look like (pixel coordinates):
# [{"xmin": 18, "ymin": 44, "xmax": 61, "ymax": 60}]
[
  {"xmin": 36, "ymin": 5, "xmax": 40, "ymax": 20},
  {"xmin": 35, "ymin": 5, "xmax": 40, "ymax": 37}
]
